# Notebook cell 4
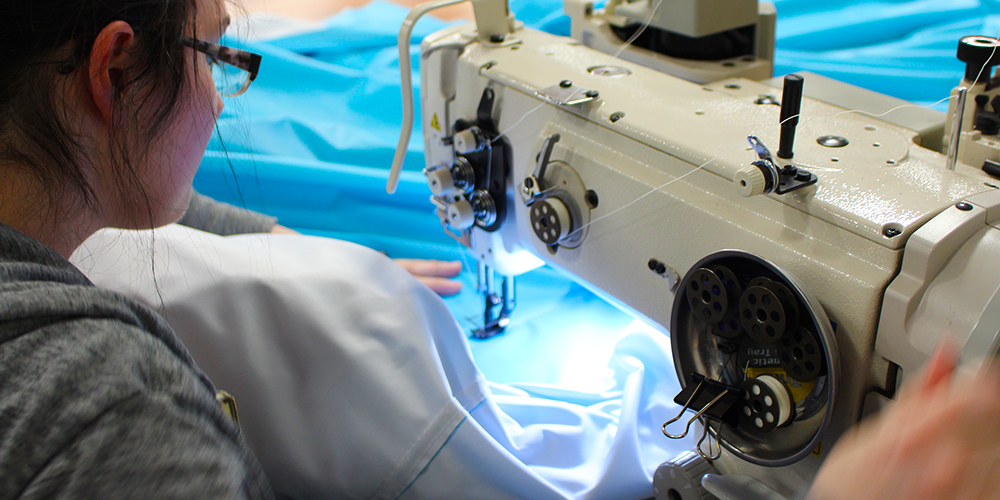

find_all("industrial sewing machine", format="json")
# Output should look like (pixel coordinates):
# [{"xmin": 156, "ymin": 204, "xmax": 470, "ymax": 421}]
[{"xmin": 387, "ymin": 1, "xmax": 1000, "ymax": 498}]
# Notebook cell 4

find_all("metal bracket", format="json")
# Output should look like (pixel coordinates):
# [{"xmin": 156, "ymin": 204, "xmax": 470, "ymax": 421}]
[
  {"xmin": 775, "ymin": 164, "xmax": 818, "ymax": 195},
  {"xmin": 536, "ymin": 81, "xmax": 601, "ymax": 106},
  {"xmin": 747, "ymin": 136, "xmax": 818, "ymax": 195}
]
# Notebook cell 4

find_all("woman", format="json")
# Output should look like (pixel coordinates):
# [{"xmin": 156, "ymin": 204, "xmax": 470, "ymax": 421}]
[{"xmin": 0, "ymin": 0, "xmax": 273, "ymax": 497}]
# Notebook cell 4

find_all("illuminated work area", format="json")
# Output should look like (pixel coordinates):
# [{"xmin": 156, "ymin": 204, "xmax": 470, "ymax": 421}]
[{"xmin": 44, "ymin": 0, "xmax": 1000, "ymax": 498}]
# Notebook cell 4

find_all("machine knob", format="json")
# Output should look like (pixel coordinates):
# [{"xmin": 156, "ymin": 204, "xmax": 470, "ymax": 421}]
[
  {"xmin": 957, "ymin": 36, "xmax": 1000, "ymax": 83},
  {"xmin": 427, "ymin": 167, "xmax": 457, "ymax": 196},
  {"xmin": 446, "ymin": 197, "xmax": 476, "ymax": 231},
  {"xmin": 454, "ymin": 126, "xmax": 488, "ymax": 154},
  {"xmin": 734, "ymin": 166, "xmax": 767, "ymax": 197},
  {"xmin": 653, "ymin": 451, "xmax": 719, "ymax": 500},
  {"xmin": 469, "ymin": 189, "xmax": 498, "ymax": 228}
]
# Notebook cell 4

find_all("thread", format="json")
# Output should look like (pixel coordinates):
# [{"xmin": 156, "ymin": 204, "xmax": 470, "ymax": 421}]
[
  {"xmin": 566, "ymin": 157, "xmax": 717, "ymax": 239},
  {"xmin": 487, "ymin": 89, "xmax": 582, "ymax": 181},
  {"xmin": 969, "ymin": 34, "xmax": 1000, "ymax": 87},
  {"xmin": 775, "ymin": 30, "xmax": 1000, "ymax": 128},
  {"xmin": 612, "ymin": 0, "xmax": 666, "ymax": 60},
  {"xmin": 493, "ymin": 100, "xmax": 548, "ymax": 144}
]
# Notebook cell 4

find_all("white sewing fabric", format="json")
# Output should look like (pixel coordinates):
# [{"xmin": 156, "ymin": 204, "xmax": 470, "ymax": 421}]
[{"xmin": 72, "ymin": 225, "xmax": 690, "ymax": 499}]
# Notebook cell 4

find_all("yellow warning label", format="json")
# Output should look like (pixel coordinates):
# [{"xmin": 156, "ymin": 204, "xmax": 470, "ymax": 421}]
[
  {"xmin": 812, "ymin": 441, "xmax": 823, "ymax": 456},
  {"xmin": 430, "ymin": 113, "xmax": 441, "ymax": 131},
  {"xmin": 746, "ymin": 367, "xmax": 815, "ymax": 402}
]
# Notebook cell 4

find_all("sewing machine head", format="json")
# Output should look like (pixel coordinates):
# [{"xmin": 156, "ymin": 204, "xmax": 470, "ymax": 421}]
[{"xmin": 391, "ymin": 0, "xmax": 1000, "ymax": 497}]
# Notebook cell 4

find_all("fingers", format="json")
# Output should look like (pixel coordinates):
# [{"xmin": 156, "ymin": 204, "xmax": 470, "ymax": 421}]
[
  {"xmin": 394, "ymin": 259, "xmax": 464, "ymax": 296},
  {"xmin": 416, "ymin": 276, "xmax": 463, "ymax": 296},
  {"xmin": 922, "ymin": 360, "xmax": 1000, "ymax": 500},
  {"xmin": 892, "ymin": 337, "xmax": 960, "ymax": 407},
  {"xmin": 809, "ymin": 342, "xmax": 1000, "ymax": 500},
  {"xmin": 920, "ymin": 337, "xmax": 959, "ymax": 393},
  {"xmin": 269, "ymin": 224, "xmax": 299, "ymax": 235},
  {"xmin": 394, "ymin": 259, "xmax": 463, "ymax": 278}
]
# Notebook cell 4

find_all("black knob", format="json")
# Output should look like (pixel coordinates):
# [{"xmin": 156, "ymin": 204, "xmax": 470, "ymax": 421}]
[
  {"xmin": 777, "ymin": 74, "xmax": 804, "ymax": 159},
  {"xmin": 957, "ymin": 36, "xmax": 1000, "ymax": 83}
]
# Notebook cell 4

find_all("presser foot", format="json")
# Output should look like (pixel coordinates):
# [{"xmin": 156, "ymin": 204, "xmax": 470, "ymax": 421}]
[
  {"xmin": 471, "ymin": 292, "xmax": 510, "ymax": 339},
  {"xmin": 471, "ymin": 313, "xmax": 511, "ymax": 339},
  {"xmin": 471, "ymin": 273, "xmax": 516, "ymax": 340}
]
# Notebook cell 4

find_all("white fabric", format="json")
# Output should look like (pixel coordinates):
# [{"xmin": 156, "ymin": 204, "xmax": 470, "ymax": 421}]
[{"xmin": 72, "ymin": 225, "xmax": 692, "ymax": 499}]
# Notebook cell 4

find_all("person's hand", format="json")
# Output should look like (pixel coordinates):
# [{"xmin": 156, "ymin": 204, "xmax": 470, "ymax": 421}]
[
  {"xmin": 394, "ymin": 259, "xmax": 463, "ymax": 296},
  {"xmin": 267, "ymin": 225, "xmax": 463, "ymax": 295},
  {"xmin": 808, "ymin": 341, "xmax": 1000, "ymax": 500}
]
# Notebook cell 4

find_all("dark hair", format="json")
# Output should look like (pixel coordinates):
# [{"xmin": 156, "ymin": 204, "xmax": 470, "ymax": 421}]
[{"xmin": 0, "ymin": 0, "xmax": 201, "ymax": 216}]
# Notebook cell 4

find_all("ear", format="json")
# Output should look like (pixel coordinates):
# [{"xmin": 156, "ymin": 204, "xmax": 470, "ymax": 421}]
[{"xmin": 88, "ymin": 21, "xmax": 136, "ymax": 122}]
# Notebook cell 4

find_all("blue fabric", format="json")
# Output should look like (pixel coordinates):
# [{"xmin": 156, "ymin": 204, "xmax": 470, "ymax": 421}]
[{"xmin": 195, "ymin": 0, "xmax": 1000, "ymax": 386}]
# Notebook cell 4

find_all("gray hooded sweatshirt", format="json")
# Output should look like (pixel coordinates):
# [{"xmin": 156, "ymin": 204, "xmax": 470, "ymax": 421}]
[{"xmin": 0, "ymin": 222, "xmax": 274, "ymax": 500}]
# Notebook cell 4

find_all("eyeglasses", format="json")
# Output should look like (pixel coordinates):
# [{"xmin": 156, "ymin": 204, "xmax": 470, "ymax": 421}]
[{"xmin": 180, "ymin": 36, "xmax": 262, "ymax": 97}]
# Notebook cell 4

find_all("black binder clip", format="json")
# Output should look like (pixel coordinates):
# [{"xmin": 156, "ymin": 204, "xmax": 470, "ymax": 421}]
[{"xmin": 662, "ymin": 374, "xmax": 741, "ymax": 459}]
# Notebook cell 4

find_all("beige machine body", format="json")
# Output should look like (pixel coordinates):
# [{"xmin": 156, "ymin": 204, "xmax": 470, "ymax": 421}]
[{"xmin": 401, "ymin": 2, "xmax": 1000, "ymax": 497}]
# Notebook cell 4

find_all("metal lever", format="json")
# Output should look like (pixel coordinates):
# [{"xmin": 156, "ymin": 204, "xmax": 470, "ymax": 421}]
[
  {"xmin": 522, "ymin": 133, "xmax": 561, "ymax": 204},
  {"xmin": 947, "ymin": 86, "xmax": 968, "ymax": 171},
  {"xmin": 748, "ymin": 135, "xmax": 778, "ymax": 166}
]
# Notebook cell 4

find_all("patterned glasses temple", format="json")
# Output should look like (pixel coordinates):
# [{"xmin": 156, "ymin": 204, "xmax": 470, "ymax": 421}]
[{"xmin": 180, "ymin": 36, "xmax": 262, "ymax": 96}]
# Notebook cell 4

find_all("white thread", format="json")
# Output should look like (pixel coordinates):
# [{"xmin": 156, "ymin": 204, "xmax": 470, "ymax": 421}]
[
  {"xmin": 775, "ymin": 30, "xmax": 1000, "ymax": 128},
  {"xmin": 831, "ymin": 94, "xmax": 957, "ymax": 120},
  {"xmin": 772, "ymin": 94, "xmax": 957, "ymax": 131},
  {"xmin": 492, "ymin": 100, "xmax": 547, "ymax": 144},
  {"xmin": 492, "ymin": 89, "xmax": 584, "ymax": 145},
  {"xmin": 612, "ymin": 0, "xmax": 666, "ymax": 60},
  {"xmin": 567, "ymin": 157, "xmax": 717, "ymax": 238},
  {"xmin": 969, "ymin": 33, "xmax": 1000, "ymax": 87}
]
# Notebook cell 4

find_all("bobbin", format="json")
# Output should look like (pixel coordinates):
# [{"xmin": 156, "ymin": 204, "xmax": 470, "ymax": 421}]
[{"xmin": 738, "ymin": 374, "xmax": 794, "ymax": 433}]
